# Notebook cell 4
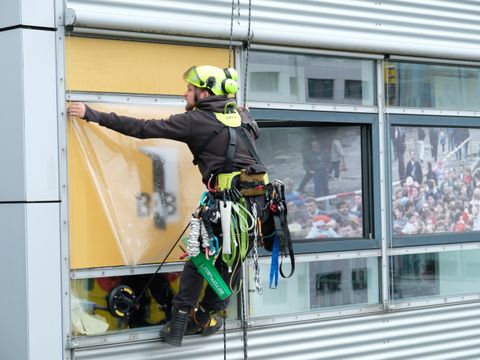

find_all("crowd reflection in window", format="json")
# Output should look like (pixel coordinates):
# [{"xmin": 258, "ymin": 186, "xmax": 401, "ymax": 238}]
[
  {"xmin": 392, "ymin": 126, "xmax": 480, "ymax": 235},
  {"xmin": 257, "ymin": 126, "xmax": 364, "ymax": 240}
]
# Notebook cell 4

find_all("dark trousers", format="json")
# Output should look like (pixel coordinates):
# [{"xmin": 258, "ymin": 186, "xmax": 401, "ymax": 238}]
[
  {"xmin": 297, "ymin": 171, "xmax": 313, "ymax": 192},
  {"xmin": 172, "ymin": 217, "xmax": 256, "ymax": 313},
  {"xmin": 171, "ymin": 255, "xmax": 243, "ymax": 313},
  {"xmin": 331, "ymin": 161, "xmax": 340, "ymax": 179}
]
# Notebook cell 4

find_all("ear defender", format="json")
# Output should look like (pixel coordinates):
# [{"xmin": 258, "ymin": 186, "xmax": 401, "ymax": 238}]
[
  {"xmin": 222, "ymin": 68, "xmax": 239, "ymax": 94},
  {"xmin": 221, "ymin": 78, "xmax": 238, "ymax": 94},
  {"xmin": 223, "ymin": 68, "xmax": 238, "ymax": 81}
]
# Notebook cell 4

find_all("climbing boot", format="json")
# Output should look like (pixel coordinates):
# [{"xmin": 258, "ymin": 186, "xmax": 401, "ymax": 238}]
[
  {"xmin": 185, "ymin": 307, "xmax": 223, "ymax": 336},
  {"xmin": 159, "ymin": 308, "xmax": 190, "ymax": 346}
]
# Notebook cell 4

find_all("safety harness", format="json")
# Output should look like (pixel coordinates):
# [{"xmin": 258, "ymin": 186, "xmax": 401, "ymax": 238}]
[{"xmin": 188, "ymin": 103, "xmax": 295, "ymax": 293}]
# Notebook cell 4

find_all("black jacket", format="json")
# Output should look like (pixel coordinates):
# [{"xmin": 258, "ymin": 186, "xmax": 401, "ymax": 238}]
[{"xmin": 83, "ymin": 96, "xmax": 263, "ymax": 184}]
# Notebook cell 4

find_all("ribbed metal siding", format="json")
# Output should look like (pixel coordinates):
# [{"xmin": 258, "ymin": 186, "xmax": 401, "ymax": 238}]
[
  {"xmin": 73, "ymin": 302, "xmax": 480, "ymax": 360},
  {"xmin": 65, "ymin": 0, "xmax": 480, "ymax": 60}
]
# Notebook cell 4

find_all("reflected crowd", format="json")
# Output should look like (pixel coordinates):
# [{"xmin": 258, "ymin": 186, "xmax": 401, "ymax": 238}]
[
  {"xmin": 392, "ymin": 126, "xmax": 480, "ymax": 235},
  {"xmin": 285, "ymin": 178, "xmax": 363, "ymax": 239}
]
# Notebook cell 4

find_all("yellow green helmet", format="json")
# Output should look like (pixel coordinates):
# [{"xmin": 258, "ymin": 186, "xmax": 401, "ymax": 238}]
[{"xmin": 183, "ymin": 65, "xmax": 238, "ymax": 96}]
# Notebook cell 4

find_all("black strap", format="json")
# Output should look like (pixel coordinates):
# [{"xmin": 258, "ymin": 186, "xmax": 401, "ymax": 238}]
[
  {"xmin": 237, "ymin": 124, "xmax": 264, "ymax": 165},
  {"xmin": 223, "ymin": 127, "xmax": 237, "ymax": 172},
  {"xmin": 192, "ymin": 112, "xmax": 264, "ymax": 174},
  {"xmin": 273, "ymin": 212, "xmax": 295, "ymax": 279}
]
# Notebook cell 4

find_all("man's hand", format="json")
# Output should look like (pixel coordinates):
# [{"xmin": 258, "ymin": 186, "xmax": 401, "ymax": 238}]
[{"xmin": 68, "ymin": 102, "xmax": 86, "ymax": 119}]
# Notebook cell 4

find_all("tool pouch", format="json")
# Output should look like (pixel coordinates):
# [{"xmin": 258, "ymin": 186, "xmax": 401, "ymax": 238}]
[{"xmin": 239, "ymin": 165, "xmax": 267, "ymax": 196}]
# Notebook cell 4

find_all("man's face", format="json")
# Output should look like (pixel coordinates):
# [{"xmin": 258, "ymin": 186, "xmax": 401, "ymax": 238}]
[
  {"xmin": 184, "ymin": 84, "xmax": 210, "ymax": 111},
  {"xmin": 339, "ymin": 203, "xmax": 350, "ymax": 215},
  {"xmin": 184, "ymin": 84, "xmax": 197, "ymax": 111}
]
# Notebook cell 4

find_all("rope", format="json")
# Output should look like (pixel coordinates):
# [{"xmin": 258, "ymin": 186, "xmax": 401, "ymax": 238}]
[
  {"xmin": 242, "ymin": 0, "xmax": 253, "ymax": 107},
  {"xmin": 241, "ymin": 268, "xmax": 248, "ymax": 359},
  {"xmin": 228, "ymin": 0, "xmax": 235, "ymax": 68},
  {"xmin": 136, "ymin": 222, "xmax": 190, "ymax": 302}
]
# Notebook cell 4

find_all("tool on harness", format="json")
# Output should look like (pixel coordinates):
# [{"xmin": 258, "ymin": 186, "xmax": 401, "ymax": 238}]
[
  {"xmin": 266, "ymin": 180, "xmax": 295, "ymax": 279},
  {"xmin": 181, "ymin": 192, "xmax": 233, "ymax": 300},
  {"xmin": 219, "ymin": 200, "xmax": 233, "ymax": 255},
  {"xmin": 181, "ymin": 236, "xmax": 232, "ymax": 301}
]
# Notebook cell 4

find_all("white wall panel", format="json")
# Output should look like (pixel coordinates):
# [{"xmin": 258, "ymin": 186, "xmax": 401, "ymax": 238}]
[
  {"xmin": 66, "ymin": 0, "xmax": 480, "ymax": 60},
  {"xmin": 0, "ymin": 0, "xmax": 21, "ymax": 28},
  {"xmin": 26, "ymin": 203, "xmax": 62, "ymax": 360},
  {"xmin": 0, "ymin": 0, "xmax": 55, "ymax": 28},
  {"xmin": 20, "ymin": 0, "xmax": 55, "ymax": 28},
  {"xmin": 23, "ymin": 29, "xmax": 59, "ymax": 201},
  {"xmin": 0, "ymin": 29, "xmax": 26, "ymax": 201},
  {"xmin": 0, "ymin": 29, "xmax": 59, "ymax": 202},
  {"xmin": 0, "ymin": 204, "xmax": 28, "ymax": 360}
]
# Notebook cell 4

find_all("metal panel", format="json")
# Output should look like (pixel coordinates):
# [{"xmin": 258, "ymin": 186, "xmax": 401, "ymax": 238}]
[
  {"xmin": 73, "ymin": 302, "xmax": 480, "ymax": 360},
  {"xmin": 0, "ymin": 0, "xmax": 54, "ymax": 28},
  {"xmin": 0, "ymin": 29, "xmax": 26, "ymax": 201},
  {"xmin": 73, "ymin": 332, "xmax": 244, "ymax": 360},
  {"xmin": 66, "ymin": 0, "xmax": 480, "ymax": 60},
  {"xmin": 0, "ymin": 29, "xmax": 59, "ymax": 202},
  {"xmin": 0, "ymin": 204, "xmax": 28, "ymax": 360},
  {"xmin": 20, "ymin": 0, "xmax": 55, "ymax": 27},
  {"xmin": 0, "ymin": 0, "xmax": 21, "ymax": 28},
  {"xmin": 23, "ymin": 29, "xmax": 59, "ymax": 201},
  {"xmin": 26, "ymin": 203, "xmax": 63, "ymax": 360}
]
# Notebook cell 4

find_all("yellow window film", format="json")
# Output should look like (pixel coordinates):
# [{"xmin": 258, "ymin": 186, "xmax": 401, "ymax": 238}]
[
  {"xmin": 65, "ymin": 37, "xmax": 230, "ymax": 95},
  {"xmin": 68, "ymin": 102, "xmax": 204, "ymax": 269}
]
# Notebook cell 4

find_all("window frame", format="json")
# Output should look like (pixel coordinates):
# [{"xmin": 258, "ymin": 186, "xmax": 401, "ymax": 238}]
[
  {"xmin": 387, "ymin": 114, "xmax": 480, "ymax": 247},
  {"xmin": 251, "ymin": 108, "xmax": 381, "ymax": 254},
  {"xmin": 385, "ymin": 60, "xmax": 480, "ymax": 111}
]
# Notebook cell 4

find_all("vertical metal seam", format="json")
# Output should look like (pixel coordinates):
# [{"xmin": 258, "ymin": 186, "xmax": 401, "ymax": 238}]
[{"xmin": 376, "ymin": 59, "xmax": 390, "ymax": 311}]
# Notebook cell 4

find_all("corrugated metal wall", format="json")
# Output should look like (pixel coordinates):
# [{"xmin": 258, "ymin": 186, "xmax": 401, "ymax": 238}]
[
  {"xmin": 73, "ymin": 302, "xmax": 480, "ymax": 360},
  {"xmin": 65, "ymin": 0, "xmax": 480, "ymax": 60}
]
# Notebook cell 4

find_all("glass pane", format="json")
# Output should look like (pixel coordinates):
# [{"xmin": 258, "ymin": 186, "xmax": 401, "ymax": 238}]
[
  {"xmin": 386, "ymin": 62, "xmax": 480, "ymax": 110},
  {"xmin": 392, "ymin": 249, "xmax": 480, "ymax": 300},
  {"xmin": 249, "ymin": 257, "xmax": 379, "ymax": 317},
  {"xmin": 68, "ymin": 102, "xmax": 204, "ymax": 268},
  {"xmin": 256, "ymin": 126, "xmax": 364, "ymax": 240},
  {"xmin": 248, "ymin": 51, "xmax": 375, "ymax": 105},
  {"xmin": 71, "ymin": 272, "xmax": 238, "ymax": 336},
  {"xmin": 71, "ymin": 272, "xmax": 180, "ymax": 336},
  {"xmin": 391, "ymin": 125, "xmax": 480, "ymax": 236}
]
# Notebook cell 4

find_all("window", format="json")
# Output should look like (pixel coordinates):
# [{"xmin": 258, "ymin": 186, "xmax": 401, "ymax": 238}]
[
  {"xmin": 68, "ymin": 101, "xmax": 203, "ymax": 268},
  {"xmin": 391, "ymin": 249, "xmax": 480, "ymax": 301},
  {"xmin": 71, "ymin": 272, "xmax": 180, "ymax": 336},
  {"xmin": 249, "ymin": 257, "xmax": 379, "ymax": 317},
  {"xmin": 386, "ymin": 62, "xmax": 480, "ymax": 110},
  {"xmin": 308, "ymin": 79, "xmax": 334, "ymax": 99},
  {"xmin": 390, "ymin": 124, "xmax": 480, "ymax": 238},
  {"xmin": 250, "ymin": 71, "xmax": 279, "ymax": 92},
  {"xmin": 255, "ymin": 125, "xmax": 365, "ymax": 241},
  {"xmin": 345, "ymin": 80, "xmax": 364, "ymax": 100},
  {"xmin": 71, "ymin": 272, "xmax": 238, "ymax": 336},
  {"xmin": 248, "ymin": 51, "xmax": 375, "ymax": 105}
]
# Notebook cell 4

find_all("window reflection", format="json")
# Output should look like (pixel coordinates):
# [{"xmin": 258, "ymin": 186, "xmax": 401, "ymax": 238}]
[
  {"xmin": 71, "ymin": 273, "xmax": 180, "ymax": 336},
  {"xmin": 257, "ymin": 126, "xmax": 363, "ymax": 240},
  {"xmin": 391, "ymin": 125, "xmax": 480, "ymax": 235},
  {"xmin": 249, "ymin": 257, "xmax": 379, "ymax": 317},
  {"xmin": 386, "ymin": 62, "xmax": 480, "ymax": 110},
  {"xmin": 71, "ymin": 272, "xmax": 237, "ymax": 336},
  {"xmin": 248, "ymin": 51, "xmax": 375, "ymax": 105},
  {"xmin": 392, "ymin": 249, "xmax": 480, "ymax": 300}
]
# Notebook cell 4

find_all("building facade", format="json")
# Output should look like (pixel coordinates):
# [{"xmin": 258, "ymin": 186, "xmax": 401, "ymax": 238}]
[{"xmin": 3, "ymin": 1, "xmax": 480, "ymax": 359}]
